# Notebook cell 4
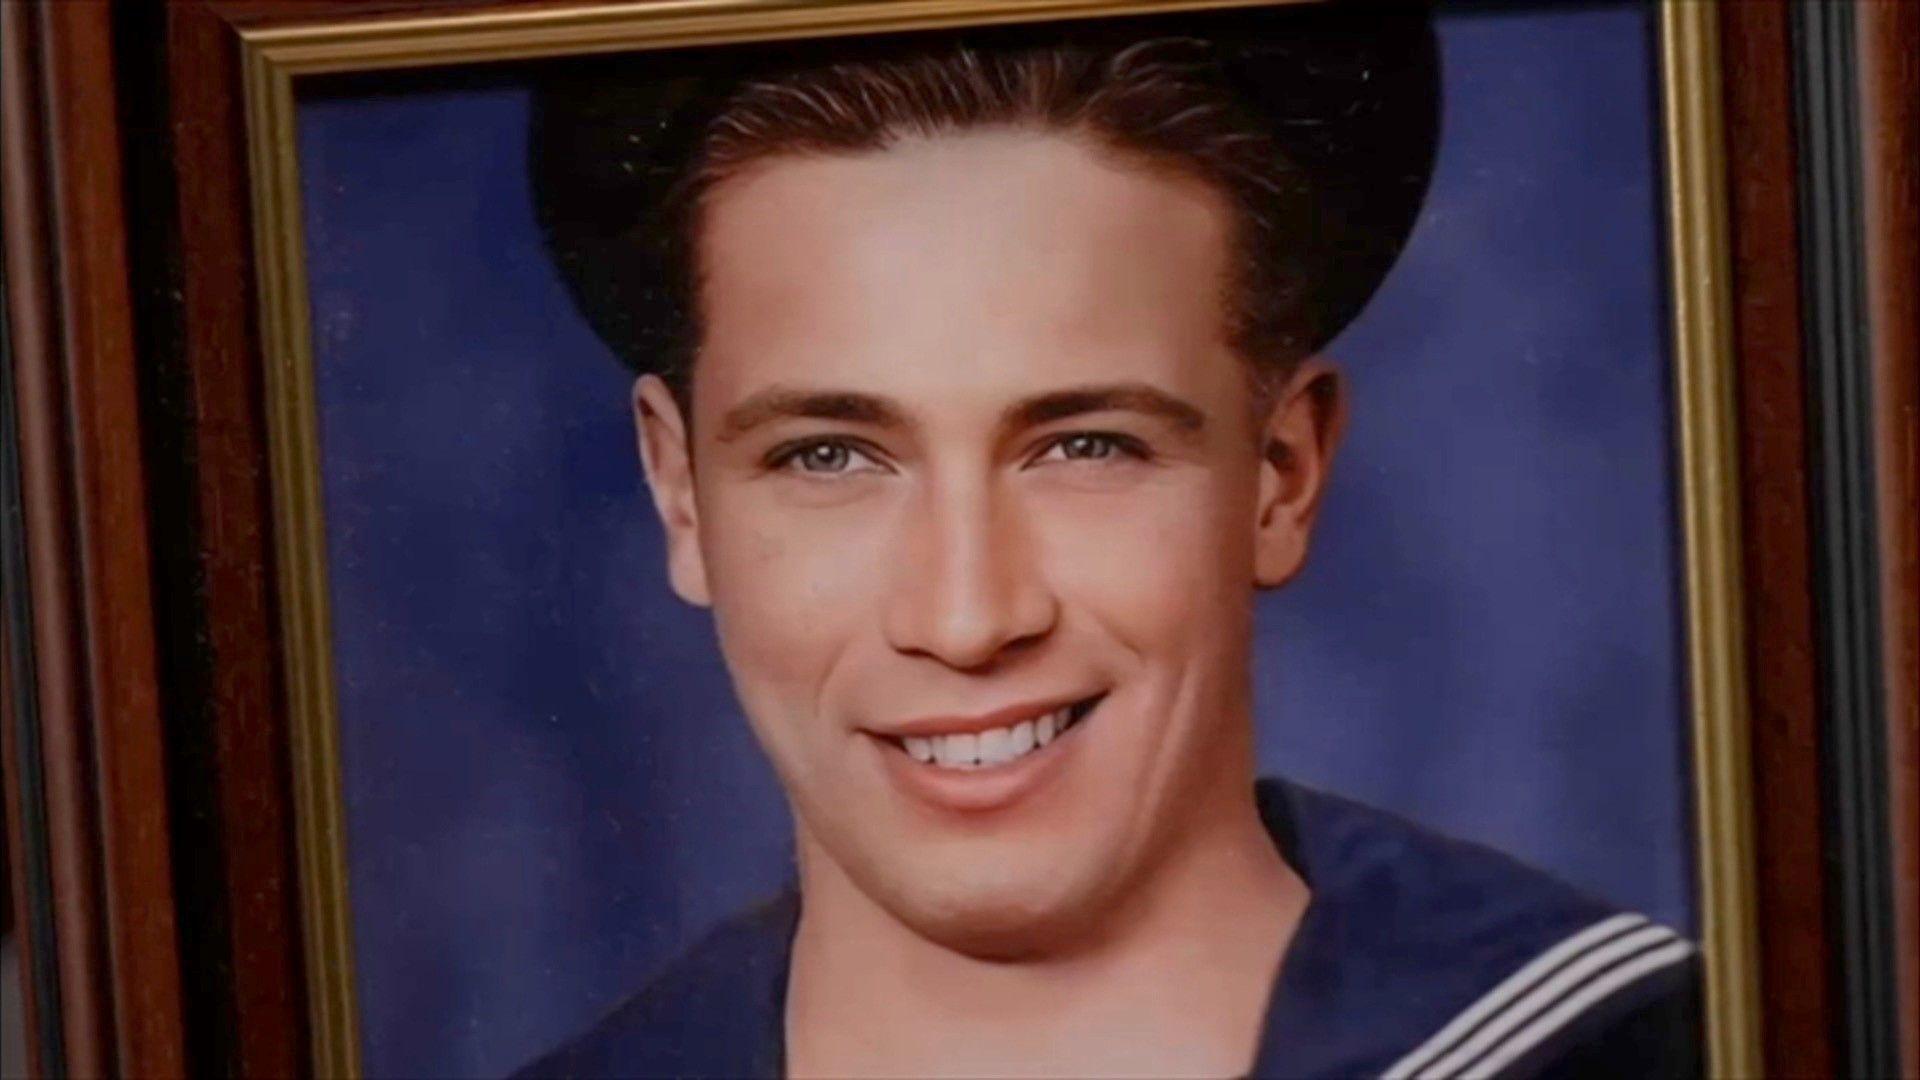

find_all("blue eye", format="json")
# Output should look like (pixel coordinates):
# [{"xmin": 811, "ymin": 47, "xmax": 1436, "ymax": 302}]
[
  {"xmin": 1059, "ymin": 433, "xmax": 1119, "ymax": 460},
  {"xmin": 1035, "ymin": 432, "xmax": 1149, "ymax": 465},
  {"xmin": 796, "ymin": 442, "xmax": 851, "ymax": 472},
  {"xmin": 770, "ymin": 438, "xmax": 883, "ymax": 475}
]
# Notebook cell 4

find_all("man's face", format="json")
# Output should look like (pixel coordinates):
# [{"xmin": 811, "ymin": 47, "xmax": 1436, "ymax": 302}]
[{"xmin": 636, "ymin": 130, "xmax": 1336, "ymax": 955}]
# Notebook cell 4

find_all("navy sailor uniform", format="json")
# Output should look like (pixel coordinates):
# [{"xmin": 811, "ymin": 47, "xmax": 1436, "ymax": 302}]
[{"xmin": 520, "ymin": 777, "xmax": 1700, "ymax": 1078}]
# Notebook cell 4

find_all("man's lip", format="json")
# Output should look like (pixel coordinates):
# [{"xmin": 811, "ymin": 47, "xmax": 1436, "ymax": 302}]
[{"xmin": 869, "ymin": 694, "xmax": 1101, "ymax": 739}]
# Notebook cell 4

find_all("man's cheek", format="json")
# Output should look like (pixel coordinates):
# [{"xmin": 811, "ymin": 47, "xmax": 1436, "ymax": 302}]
[
  {"xmin": 708, "ymin": 515, "xmax": 876, "ymax": 687},
  {"xmin": 1039, "ymin": 491, "xmax": 1238, "ymax": 619}
]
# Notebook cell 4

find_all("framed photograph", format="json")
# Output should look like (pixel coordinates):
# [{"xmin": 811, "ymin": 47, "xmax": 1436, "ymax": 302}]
[
  {"xmin": 261, "ymin": 2, "xmax": 1759, "ymax": 1075},
  {"xmin": 2, "ymin": 0, "xmax": 1912, "ymax": 1077}
]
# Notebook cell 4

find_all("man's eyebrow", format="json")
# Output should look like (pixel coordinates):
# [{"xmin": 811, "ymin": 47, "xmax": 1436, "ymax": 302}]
[
  {"xmin": 714, "ymin": 387, "xmax": 908, "ymax": 442},
  {"xmin": 1003, "ymin": 383, "xmax": 1208, "ymax": 434}
]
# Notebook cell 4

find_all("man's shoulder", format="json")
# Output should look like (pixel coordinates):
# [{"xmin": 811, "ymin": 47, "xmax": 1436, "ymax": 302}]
[
  {"xmin": 1260, "ymin": 778, "xmax": 1701, "ymax": 1078},
  {"xmin": 1269, "ymin": 778, "xmax": 1620, "ymax": 928},
  {"xmin": 513, "ymin": 891, "xmax": 795, "ymax": 1079}
]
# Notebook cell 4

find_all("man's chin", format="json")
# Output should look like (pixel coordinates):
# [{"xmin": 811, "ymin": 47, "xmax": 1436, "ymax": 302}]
[{"xmin": 854, "ymin": 859, "xmax": 1123, "ymax": 962}]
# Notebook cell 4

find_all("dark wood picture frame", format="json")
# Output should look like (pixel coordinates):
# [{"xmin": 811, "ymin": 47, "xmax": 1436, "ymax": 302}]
[{"xmin": 1, "ymin": 1, "xmax": 1911, "ymax": 1076}]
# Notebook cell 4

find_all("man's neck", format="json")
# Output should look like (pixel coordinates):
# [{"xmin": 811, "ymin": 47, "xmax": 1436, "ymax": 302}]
[{"xmin": 782, "ymin": 780, "xmax": 1307, "ymax": 1079}]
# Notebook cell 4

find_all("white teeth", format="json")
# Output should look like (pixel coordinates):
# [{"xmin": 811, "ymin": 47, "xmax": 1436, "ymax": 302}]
[
  {"xmin": 907, "ymin": 702, "xmax": 1091, "ymax": 770},
  {"xmin": 1011, "ymin": 720, "xmax": 1035, "ymax": 755},
  {"xmin": 979, "ymin": 727, "xmax": 1014, "ymax": 766},
  {"xmin": 942, "ymin": 732, "xmax": 977, "ymax": 768}
]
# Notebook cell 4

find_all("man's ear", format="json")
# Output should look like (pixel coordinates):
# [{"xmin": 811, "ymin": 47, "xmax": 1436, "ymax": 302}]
[
  {"xmin": 633, "ymin": 374, "xmax": 712, "ymax": 606},
  {"xmin": 1253, "ymin": 359, "xmax": 1346, "ymax": 589}
]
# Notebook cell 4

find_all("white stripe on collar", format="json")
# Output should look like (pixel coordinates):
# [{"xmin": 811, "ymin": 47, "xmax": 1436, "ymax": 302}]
[
  {"xmin": 1459, "ymin": 938, "xmax": 1695, "ymax": 1078},
  {"xmin": 1382, "ymin": 912, "xmax": 1693, "ymax": 1079}
]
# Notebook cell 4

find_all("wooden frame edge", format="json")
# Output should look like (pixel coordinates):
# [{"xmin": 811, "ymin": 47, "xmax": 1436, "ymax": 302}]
[
  {"xmin": 0, "ymin": 1, "xmax": 186, "ymax": 1075},
  {"xmin": 1, "ymin": 246, "xmax": 55, "ymax": 1080},
  {"xmin": 240, "ymin": 33, "xmax": 365, "ymax": 1080},
  {"xmin": 1856, "ymin": 1, "xmax": 1920, "ymax": 1072},
  {"xmin": 1658, "ymin": 6, "xmax": 1765, "ymax": 1077},
  {"xmin": 1789, "ymin": 3, "xmax": 1904, "ymax": 1074},
  {"xmin": 1716, "ymin": 1, "xmax": 1839, "ymax": 1074},
  {"xmin": 158, "ymin": 2, "xmax": 314, "ymax": 1075},
  {"xmin": 240, "ymin": 0, "xmax": 1294, "ymax": 72}
]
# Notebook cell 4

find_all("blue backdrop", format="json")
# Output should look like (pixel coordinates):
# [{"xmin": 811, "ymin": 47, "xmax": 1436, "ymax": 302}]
[{"xmin": 296, "ymin": 3, "xmax": 1689, "ymax": 1075}]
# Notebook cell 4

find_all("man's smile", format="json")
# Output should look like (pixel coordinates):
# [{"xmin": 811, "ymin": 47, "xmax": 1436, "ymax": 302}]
[
  {"xmin": 865, "ymin": 693, "xmax": 1108, "ymax": 812},
  {"xmin": 873, "ymin": 694, "xmax": 1104, "ymax": 770}
]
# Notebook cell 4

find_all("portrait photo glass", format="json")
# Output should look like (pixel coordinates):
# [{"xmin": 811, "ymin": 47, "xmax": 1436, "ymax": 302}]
[{"xmin": 291, "ymin": 1, "xmax": 1698, "ymax": 1075}]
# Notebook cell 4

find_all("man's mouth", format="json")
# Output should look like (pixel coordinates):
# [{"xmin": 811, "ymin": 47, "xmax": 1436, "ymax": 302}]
[{"xmin": 885, "ymin": 696, "xmax": 1101, "ymax": 771}]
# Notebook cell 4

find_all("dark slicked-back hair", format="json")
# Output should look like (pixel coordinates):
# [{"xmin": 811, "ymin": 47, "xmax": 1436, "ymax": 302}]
[{"xmin": 531, "ymin": 5, "xmax": 1439, "ymax": 401}]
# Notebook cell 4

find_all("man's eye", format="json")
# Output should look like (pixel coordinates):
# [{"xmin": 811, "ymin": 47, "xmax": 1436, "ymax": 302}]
[
  {"xmin": 770, "ymin": 439, "xmax": 884, "ymax": 475},
  {"xmin": 1033, "ymin": 432, "xmax": 1148, "ymax": 465}
]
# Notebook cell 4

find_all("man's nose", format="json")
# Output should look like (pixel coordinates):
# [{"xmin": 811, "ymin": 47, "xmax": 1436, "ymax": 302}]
[{"xmin": 882, "ymin": 473, "xmax": 1058, "ymax": 671}]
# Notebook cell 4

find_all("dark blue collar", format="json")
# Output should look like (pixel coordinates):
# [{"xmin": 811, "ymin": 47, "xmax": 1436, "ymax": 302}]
[{"xmin": 521, "ymin": 777, "xmax": 1674, "ymax": 1078}]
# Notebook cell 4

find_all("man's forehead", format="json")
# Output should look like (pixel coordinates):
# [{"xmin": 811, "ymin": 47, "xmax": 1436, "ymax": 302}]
[{"xmin": 692, "ymin": 129, "xmax": 1241, "ymax": 408}]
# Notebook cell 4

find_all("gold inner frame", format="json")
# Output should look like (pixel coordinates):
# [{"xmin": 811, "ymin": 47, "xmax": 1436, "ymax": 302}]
[{"xmin": 239, "ymin": 2, "xmax": 1763, "ymax": 1075}]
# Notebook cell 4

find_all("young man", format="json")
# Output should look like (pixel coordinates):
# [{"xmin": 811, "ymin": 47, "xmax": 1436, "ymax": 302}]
[{"xmin": 523, "ymin": 7, "xmax": 1699, "ymax": 1076}]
